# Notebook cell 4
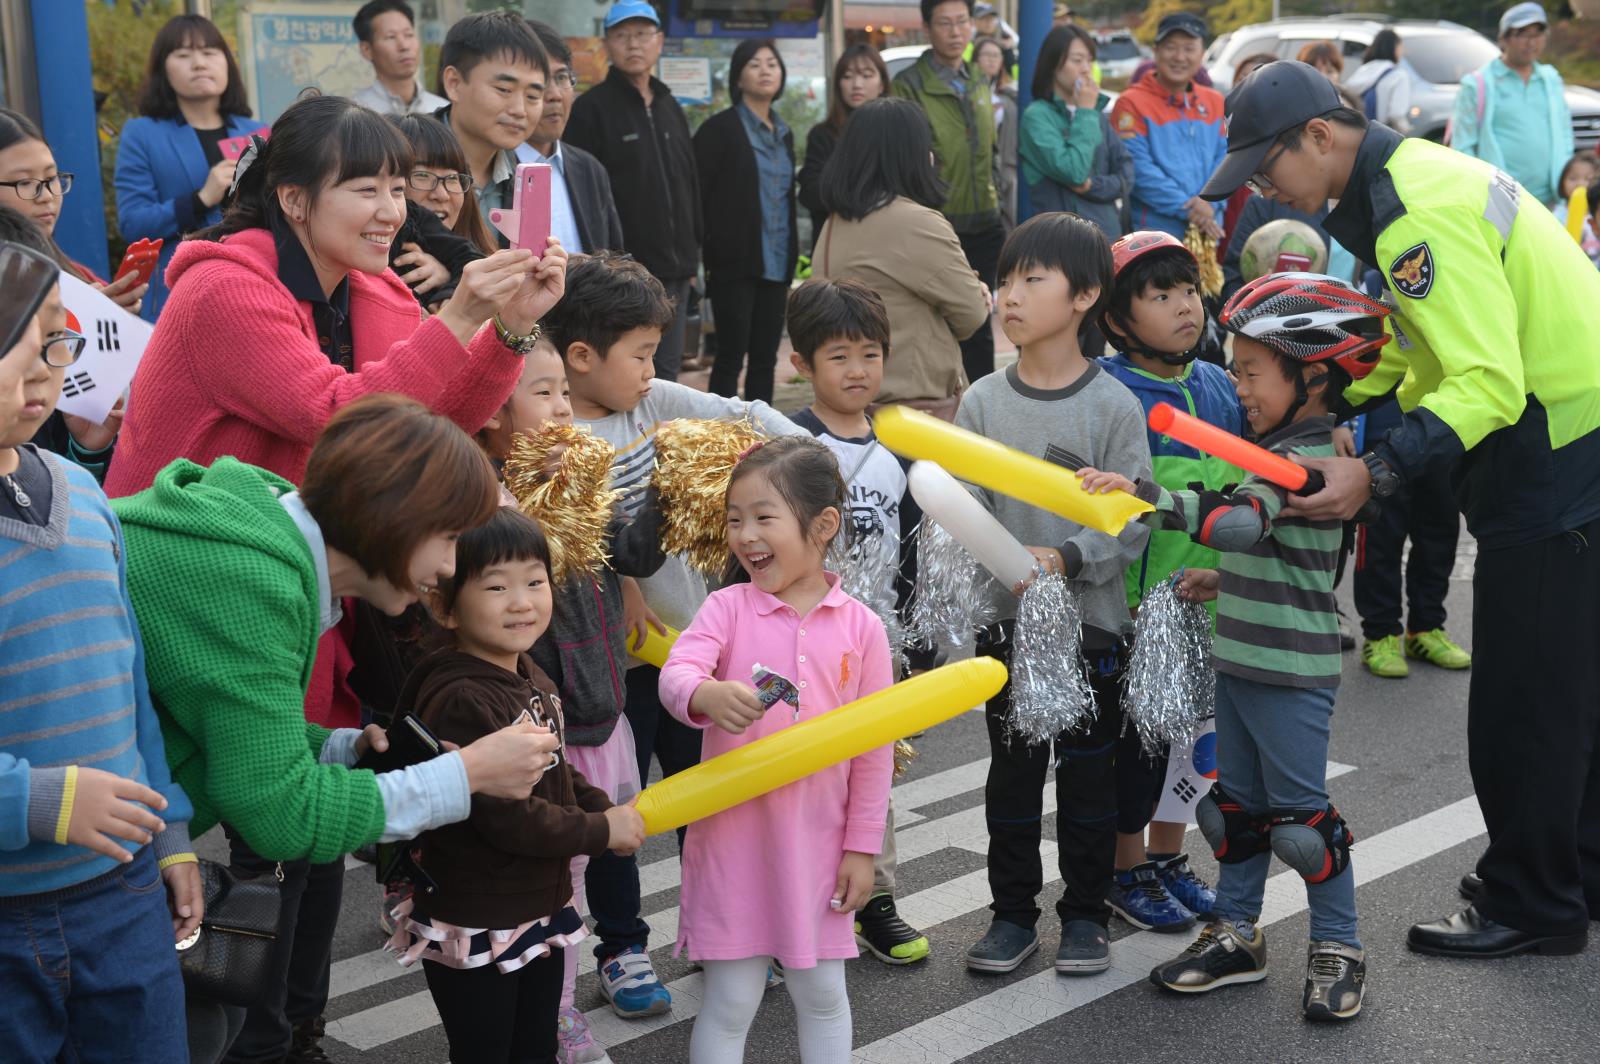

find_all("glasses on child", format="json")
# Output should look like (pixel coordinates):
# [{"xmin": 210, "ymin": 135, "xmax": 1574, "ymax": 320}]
[
  {"xmin": 407, "ymin": 170, "xmax": 473, "ymax": 194},
  {"xmin": 41, "ymin": 329, "xmax": 86, "ymax": 368},
  {"xmin": 0, "ymin": 173, "xmax": 74, "ymax": 201}
]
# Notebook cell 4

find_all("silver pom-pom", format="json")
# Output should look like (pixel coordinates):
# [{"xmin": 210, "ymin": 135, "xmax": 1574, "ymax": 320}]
[
  {"xmin": 906, "ymin": 517, "xmax": 995, "ymax": 650},
  {"xmin": 1123, "ymin": 578, "xmax": 1215, "ymax": 755},
  {"xmin": 1007, "ymin": 573, "xmax": 1097, "ymax": 744},
  {"xmin": 830, "ymin": 529, "xmax": 907, "ymax": 666}
]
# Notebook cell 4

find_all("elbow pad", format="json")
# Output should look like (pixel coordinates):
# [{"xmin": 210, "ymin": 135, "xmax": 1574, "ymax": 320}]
[{"xmin": 1194, "ymin": 492, "xmax": 1267, "ymax": 551}]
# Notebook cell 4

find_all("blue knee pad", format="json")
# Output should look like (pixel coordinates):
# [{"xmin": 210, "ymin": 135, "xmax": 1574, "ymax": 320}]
[
  {"xmin": 1196, "ymin": 784, "xmax": 1271, "ymax": 864},
  {"xmin": 1268, "ymin": 805, "xmax": 1355, "ymax": 883}
]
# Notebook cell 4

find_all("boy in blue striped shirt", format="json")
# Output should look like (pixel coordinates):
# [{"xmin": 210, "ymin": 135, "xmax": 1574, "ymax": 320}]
[{"xmin": 0, "ymin": 241, "xmax": 200, "ymax": 1061}]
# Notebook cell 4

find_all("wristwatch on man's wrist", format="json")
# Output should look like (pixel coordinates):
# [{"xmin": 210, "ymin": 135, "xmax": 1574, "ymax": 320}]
[{"xmin": 1360, "ymin": 452, "xmax": 1400, "ymax": 499}]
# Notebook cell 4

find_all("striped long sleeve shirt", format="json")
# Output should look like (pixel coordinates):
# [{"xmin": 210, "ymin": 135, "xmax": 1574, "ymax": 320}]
[
  {"xmin": 1138, "ymin": 417, "xmax": 1344, "ymax": 690},
  {"xmin": 1, "ymin": 447, "xmax": 194, "ymax": 895}
]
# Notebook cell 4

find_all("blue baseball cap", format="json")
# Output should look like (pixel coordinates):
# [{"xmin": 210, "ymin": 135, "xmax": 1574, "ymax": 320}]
[
  {"xmin": 604, "ymin": 0, "xmax": 660, "ymax": 30},
  {"xmin": 1498, "ymin": 2, "xmax": 1548, "ymax": 36}
]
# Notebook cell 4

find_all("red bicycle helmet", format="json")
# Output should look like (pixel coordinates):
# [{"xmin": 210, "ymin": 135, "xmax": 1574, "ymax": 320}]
[
  {"xmin": 1104, "ymin": 231, "xmax": 1203, "ymax": 365},
  {"xmin": 1109, "ymin": 230, "xmax": 1196, "ymax": 277},
  {"xmin": 1218, "ymin": 272, "xmax": 1391, "ymax": 381}
]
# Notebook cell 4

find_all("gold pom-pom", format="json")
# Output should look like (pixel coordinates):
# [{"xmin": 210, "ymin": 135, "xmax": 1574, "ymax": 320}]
[
  {"xmin": 893, "ymin": 738, "xmax": 918, "ymax": 779},
  {"xmin": 502, "ymin": 424, "xmax": 622, "ymax": 583},
  {"xmin": 1185, "ymin": 224, "xmax": 1224, "ymax": 299},
  {"xmin": 651, "ymin": 417, "xmax": 765, "ymax": 576}
]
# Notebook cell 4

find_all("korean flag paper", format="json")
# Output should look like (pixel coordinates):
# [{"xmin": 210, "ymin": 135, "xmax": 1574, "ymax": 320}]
[
  {"xmin": 1153, "ymin": 717, "xmax": 1217, "ymax": 826},
  {"xmin": 57, "ymin": 271, "xmax": 153, "ymax": 424}
]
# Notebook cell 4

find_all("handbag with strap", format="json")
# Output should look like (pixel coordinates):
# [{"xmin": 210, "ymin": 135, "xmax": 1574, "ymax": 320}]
[{"xmin": 176, "ymin": 858, "xmax": 284, "ymax": 1007}]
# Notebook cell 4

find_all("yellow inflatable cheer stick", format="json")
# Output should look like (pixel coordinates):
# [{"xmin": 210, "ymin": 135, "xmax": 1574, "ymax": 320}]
[
  {"xmin": 633, "ymin": 656, "xmax": 1007, "ymax": 835},
  {"xmin": 1567, "ymin": 186, "xmax": 1589, "ymax": 245},
  {"xmin": 872, "ymin": 405, "xmax": 1152, "ymax": 536},
  {"xmin": 627, "ymin": 623, "xmax": 681, "ymax": 668}
]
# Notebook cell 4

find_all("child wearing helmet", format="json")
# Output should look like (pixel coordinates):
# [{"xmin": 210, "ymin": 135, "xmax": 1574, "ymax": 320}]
[
  {"xmin": 1079, "ymin": 271, "xmax": 1391, "ymax": 1023},
  {"xmin": 1098, "ymin": 230, "xmax": 1245, "ymax": 934}
]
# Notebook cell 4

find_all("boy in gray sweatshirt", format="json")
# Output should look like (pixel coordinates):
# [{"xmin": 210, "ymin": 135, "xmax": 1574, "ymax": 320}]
[{"xmin": 956, "ymin": 214, "xmax": 1152, "ymax": 978}]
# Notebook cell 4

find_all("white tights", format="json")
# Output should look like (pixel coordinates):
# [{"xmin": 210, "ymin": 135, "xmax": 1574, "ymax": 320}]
[{"xmin": 690, "ymin": 957, "xmax": 851, "ymax": 1064}]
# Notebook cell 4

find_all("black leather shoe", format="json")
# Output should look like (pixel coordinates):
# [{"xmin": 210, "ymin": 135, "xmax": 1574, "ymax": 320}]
[
  {"xmin": 1459, "ymin": 872, "xmax": 1482, "ymax": 901},
  {"xmin": 1407, "ymin": 906, "xmax": 1587, "ymax": 958}
]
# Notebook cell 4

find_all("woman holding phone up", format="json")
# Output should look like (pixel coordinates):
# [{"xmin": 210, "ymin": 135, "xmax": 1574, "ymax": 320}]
[
  {"xmin": 114, "ymin": 14, "xmax": 260, "ymax": 321},
  {"xmin": 1018, "ymin": 24, "xmax": 1133, "ymax": 238},
  {"xmin": 102, "ymin": 93, "xmax": 565, "ymax": 1064}
]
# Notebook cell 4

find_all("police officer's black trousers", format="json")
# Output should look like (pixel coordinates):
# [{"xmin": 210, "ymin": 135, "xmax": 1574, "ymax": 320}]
[
  {"xmin": 1468, "ymin": 516, "xmax": 1600, "ymax": 937},
  {"xmin": 1353, "ymin": 403, "xmax": 1461, "ymax": 640}
]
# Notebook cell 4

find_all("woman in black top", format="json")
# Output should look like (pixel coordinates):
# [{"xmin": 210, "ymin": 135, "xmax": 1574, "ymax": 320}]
[
  {"xmin": 693, "ymin": 39, "xmax": 798, "ymax": 404},
  {"xmin": 797, "ymin": 44, "xmax": 889, "ymax": 253}
]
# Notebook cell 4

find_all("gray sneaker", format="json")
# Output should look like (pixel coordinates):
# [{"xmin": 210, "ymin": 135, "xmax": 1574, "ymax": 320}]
[
  {"xmin": 1302, "ymin": 941, "xmax": 1366, "ymax": 1021},
  {"xmin": 1056, "ymin": 919, "xmax": 1111, "ymax": 975},
  {"xmin": 1150, "ymin": 919, "xmax": 1268, "ymax": 993},
  {"xmin": 966, "ymin": 919, "xmax": 1039, "ymax": 973}
]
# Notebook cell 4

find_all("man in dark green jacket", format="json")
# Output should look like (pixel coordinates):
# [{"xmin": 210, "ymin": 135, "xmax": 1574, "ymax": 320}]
[
  {"xmin": 893, "ymin": 0, "xmax": 1002, "ymax": 383},
  {"xmin": 1203, "ymin": 60, "xmax": 1600, "ymax": 962}
]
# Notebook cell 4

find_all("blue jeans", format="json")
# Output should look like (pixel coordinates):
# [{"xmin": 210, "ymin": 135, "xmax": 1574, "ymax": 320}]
[
  {"xmin": 1210, "ymin": 672, "xmax": 1360, "ymax": 948},
  {"xmin": 0, "ymin": 846, "xmax": 190, "ymax": 1063}
]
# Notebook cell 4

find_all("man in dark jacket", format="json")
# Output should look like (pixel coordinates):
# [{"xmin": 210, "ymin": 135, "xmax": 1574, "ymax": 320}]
[
  {"xmin": 564, "ymin": 1, "xmax": 702, "ymax": 380},
  {"xmin": 522, "ymin": 21, "xmax": 625, "ymax": 256}
]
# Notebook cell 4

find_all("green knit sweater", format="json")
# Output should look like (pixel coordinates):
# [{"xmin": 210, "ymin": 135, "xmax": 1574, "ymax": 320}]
[{"xmin": 112, "ymin": 457, "xmax": 387, "ymax": 861}]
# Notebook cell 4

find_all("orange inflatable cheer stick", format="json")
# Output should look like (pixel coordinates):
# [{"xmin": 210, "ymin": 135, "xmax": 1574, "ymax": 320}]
[
  {"xmin": 632, "ymin": 657, "xmax": 1008, "ymax": 835},
  {"xmin": 873, "ymin": 405, "xmax": 1152, "ymax": 535},
  {"xmin": 627, "ymin": 624, "xmax": 681, "ymax": 669},
  {"xmin": 1148, "ymin": 402, "xmax": 1311, "ymax": 491}
]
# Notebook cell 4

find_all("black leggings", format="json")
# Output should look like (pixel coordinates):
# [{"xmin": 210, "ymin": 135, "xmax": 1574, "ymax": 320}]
[{"xmin": 423, "ymin": 949, "xmax": 564, "ymax": 1064}]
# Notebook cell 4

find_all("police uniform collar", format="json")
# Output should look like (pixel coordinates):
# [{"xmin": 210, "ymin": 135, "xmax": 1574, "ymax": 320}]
[{"xmin": 1323, "ymin": 123, "xmax": 1405, "ymax": 271}]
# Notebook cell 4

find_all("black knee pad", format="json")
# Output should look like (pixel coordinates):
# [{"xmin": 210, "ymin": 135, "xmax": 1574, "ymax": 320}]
[
  {"xmin": 1268, "ymin": 805, "xmax": 1355, "ymax": 883},
  {"xmin": 1195, "ymin": 784, "xmax": 1271, "ymax": 864}
]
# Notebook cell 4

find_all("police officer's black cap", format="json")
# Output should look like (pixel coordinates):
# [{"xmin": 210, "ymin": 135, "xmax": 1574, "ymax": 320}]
[{"xmin": 1201, "ymin": 60, "xmax": 1342, "ymax": 201}]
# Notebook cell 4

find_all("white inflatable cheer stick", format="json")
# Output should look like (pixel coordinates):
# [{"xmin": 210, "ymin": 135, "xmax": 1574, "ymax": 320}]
[{"xmin": 907, "ymin": 460, "xmax": 1038, "ymax": 593}]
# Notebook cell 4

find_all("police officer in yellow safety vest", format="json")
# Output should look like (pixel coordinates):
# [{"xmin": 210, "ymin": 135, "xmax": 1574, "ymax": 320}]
[{"xmin": 1202, "ymin": 61, "xmax": 1600, "ymax": 962}]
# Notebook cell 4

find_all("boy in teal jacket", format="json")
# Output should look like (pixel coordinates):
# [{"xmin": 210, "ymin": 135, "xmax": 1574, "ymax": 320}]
[{"xmin": 1099, "ymin": 230, "xmax": 1244, "ymax": 930}]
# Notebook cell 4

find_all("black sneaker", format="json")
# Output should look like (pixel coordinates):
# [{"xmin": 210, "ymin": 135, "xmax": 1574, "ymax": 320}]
[
  {"xmin": 855, "ymin": 893, "xmax": 930, "ymax": 965},
  {"xmin": 1150, "ymin": 920, "xmax": 1267, "ymax": 994},
  {"xmin": 289, "ymin": 1016, "xmax": 332, "ymax": 1064},
  {"xmin": 1302, "ymin": 941, "xmax": 1366, "ymax": 1022}
]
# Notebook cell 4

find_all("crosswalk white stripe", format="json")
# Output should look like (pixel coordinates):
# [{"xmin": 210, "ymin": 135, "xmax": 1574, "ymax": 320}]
[
  {"xmin": 325, "ymin": 760, "xmax": 1358, "ymax": 1048},
  {"xmin": 851, "ymin": 794, "xmax": 1486, "ymax": 1063}
]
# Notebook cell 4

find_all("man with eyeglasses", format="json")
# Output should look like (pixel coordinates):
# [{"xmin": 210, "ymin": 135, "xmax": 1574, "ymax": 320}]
[
  {"xmin": 518, "ymin": 21, "xmax": 624, "ymax": 257},
  {"xmin": 564, "ymin": 0, "xmax": 701, "ymax": 381},
  {"xmin": 1203, "ymin": 59, "xmax": 1600, "ymax": 963},
  {"xmin": 1449, "ymin": 2, "xmax": 1573, "ymax": 208},
  {"xmin": 349, "ymin": 0, "xmax": 445, "ymax": 117},
  {"xmin": 892, "ymin": 0, "xmax": 1004, "ymax": 384}
]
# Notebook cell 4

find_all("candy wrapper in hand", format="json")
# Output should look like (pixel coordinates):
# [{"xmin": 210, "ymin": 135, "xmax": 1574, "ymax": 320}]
[
  {"xmin": 751, "ymin": 662, "xmax": 800, "ymax": 714},
  {"xmin": 1123, "ymin": 577, "xmax": 1215, "ymax": 755},
  {"xmin": 906, "ymin": 517, "xmax": 995, "ymax": 651},
  {"xmin": 1007, "ymin": 572, "xmax": 1097, "ymax": 745}
]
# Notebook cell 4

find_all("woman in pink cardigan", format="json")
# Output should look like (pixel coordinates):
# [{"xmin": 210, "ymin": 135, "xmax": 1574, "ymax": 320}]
[
  {"xmin": 101, "ymin": 94, "xmax": 566, "ymax": 1064},
  {"xmin": 105, "ymin": 93, "xmax": 565, "ymax": 497},
  {"xmin": 658, "ymin": 438, "xmax": 893, "ymax": 1064}
]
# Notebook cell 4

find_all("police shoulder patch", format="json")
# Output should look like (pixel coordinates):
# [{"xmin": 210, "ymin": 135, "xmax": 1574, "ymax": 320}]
[{"xmin": 1389, "ymin": 242, "xmax": 1434, "ymax": 299}]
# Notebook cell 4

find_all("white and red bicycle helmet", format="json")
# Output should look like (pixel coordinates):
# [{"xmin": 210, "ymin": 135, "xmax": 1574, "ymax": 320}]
[{"xmin": 1218, "ymin": 272, "xmax": 1391, "ymax": 381}]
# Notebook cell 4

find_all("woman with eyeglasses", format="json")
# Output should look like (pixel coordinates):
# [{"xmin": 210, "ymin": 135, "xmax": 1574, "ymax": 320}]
[
  {"xmin": 113, "ymin": 15, "xmax": 260, "ymax": 321},
  {"xmin": 386, "ymin": 115, "xmax": 494, "ymax": 311}
]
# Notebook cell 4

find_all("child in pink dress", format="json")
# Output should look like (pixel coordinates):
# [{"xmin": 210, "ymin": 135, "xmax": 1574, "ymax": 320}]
[{"xmin": 659, "ymin": 436, "xmax": 895, "ymax": 1064}]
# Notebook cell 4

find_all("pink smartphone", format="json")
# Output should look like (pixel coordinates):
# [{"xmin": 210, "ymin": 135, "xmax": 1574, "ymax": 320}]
[
  {"xmin": 509, "ymin": 163, "xmax": 552, "ymax": 252},
  {"xmin": 218, "ymin": 127, "xmax": 271, "ymax": 161}
]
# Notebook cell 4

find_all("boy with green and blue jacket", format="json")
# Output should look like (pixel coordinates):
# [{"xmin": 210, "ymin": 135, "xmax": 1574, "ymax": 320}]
[{"xmin": 1098, "ymin": 230, "xmax": 1242, "ymax": 933}]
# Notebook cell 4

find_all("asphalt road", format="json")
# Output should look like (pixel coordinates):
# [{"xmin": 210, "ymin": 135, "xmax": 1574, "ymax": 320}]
[{"xmin": 200, "ymin": 533, "xmax": 1600, "ymax": 1064}]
